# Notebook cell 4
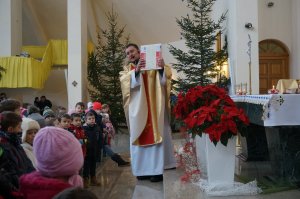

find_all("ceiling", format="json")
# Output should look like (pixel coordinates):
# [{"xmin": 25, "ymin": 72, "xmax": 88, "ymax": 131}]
[{"xmin": 22, "ymin": 0, "xmax": 191, "ymax": 46}]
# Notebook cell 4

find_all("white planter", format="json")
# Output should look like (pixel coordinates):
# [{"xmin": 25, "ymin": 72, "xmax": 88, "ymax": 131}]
[{"xmin": 195, "ymin": 134, "xmax": 236, "ymax": 186}]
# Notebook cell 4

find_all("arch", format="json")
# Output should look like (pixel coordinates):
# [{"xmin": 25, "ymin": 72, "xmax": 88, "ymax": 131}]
[{"xmin": 259, "ymin": 39, "xmax": 289, "ymax": 57}]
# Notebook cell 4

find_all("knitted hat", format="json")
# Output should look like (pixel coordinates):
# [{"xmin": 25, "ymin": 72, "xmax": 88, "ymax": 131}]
[
  {"xmin": 43, "ymin": 106, "xmax": 55, "ymax": 118},
  {"xmin": 21, "ymin": 118, "xmax": 40, "ymax": 143},
  {"xmin": 33, "ymin": 127, "xmax": 83, "ymax": 187},
  {"xmin": 92, "ymin": 102, "xmax": 102, "ymax": 110}
]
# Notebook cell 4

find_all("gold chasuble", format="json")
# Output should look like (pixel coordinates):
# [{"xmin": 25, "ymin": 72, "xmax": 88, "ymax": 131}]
[{"xmin": 120, "ymin": 64, "xmax": 172, "ymax": 146}]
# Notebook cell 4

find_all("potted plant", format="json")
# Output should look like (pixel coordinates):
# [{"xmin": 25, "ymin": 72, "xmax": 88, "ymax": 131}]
[{"xmin": 173, "ymin": 85, "xmax": 249, "ymax": 186}]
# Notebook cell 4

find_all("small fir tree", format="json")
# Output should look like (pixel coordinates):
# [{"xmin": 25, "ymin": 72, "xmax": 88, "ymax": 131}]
[
  {"xmin": 88, "ymin": 8, "xmax": 129, "ymax": 127},
  {"xmin": 169, "ymin": 0, "xmax": 227, "ymax": 93}
]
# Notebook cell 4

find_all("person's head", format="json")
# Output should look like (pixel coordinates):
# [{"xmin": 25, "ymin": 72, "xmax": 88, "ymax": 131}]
[
  {"xmin": 21, "ymin": 118, "xmax": 40, "ymax": 145},
  {"xmin": 53, "ymin": 187, "xmax": 97, "ymax": 199},
  {"xmin": 45, "ymin": 117, "xmax": 59, "ymax": 127},
  {"xmin": 0, "ymin": 99, "xmax": 22, "ymax": 115},
  {"xmin": 75, "ymin": 102, "xmax": 85, "ymax": 114},
  {"xmin": 85, "ymin": 112, "xmax": 95, "ymax": 126},
  {"xmin": 34, "ymin": 97, "xmax": 39, "ymax": 102},
  {"xmin": 27, "ymin": 105, "xmax": 40, "ymax": 115},
  {"xmin": 101, "ymin": 104, "xmax": 110, "ymax": 114},
  {"xmin": 92, "ymin": 102, "xmax": 102, "ymax": 115},
  {"xmin": 0, "ymin": 92, "xmax": 7, "ymax": 99},
  {"xmin": 125, "ymin": 43, "xmax": 140, "ymax": 63},
  {"xmin": 0, "ymin": 111, "xmax": 22, "ymax": 134},
  {"xmin": 102, "ymin": 113, "xmax": 110, "ymax": 124},
  {"xmin": 71, "ymin": 113, "xmax": 81, "ymax": 127},
  {"xmin": 58, "ymin": 113, "xmax": 71, "ymax": 129},
  {"xmin": 33, "ymin": 127, "xmax": 83, "ymax": 186},
  {"xmin": 43, "ymin": 106, "xmax": 55, "ymax": 121},
  {"xmin": 40, "ymin": 96, "xmax": 46, "ymax": 101},
  {"xmin": 57, "ymin": 106, "xmax": 67, "ymax": 115}
]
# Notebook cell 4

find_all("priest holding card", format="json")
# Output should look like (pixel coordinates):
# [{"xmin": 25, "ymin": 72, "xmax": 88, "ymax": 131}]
[{"xmin": 120, "ymin": 43, "xmax": 176, "ymax": 182}]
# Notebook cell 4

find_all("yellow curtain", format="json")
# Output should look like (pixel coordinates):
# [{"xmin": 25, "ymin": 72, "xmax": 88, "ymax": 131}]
[{"xmin": 0, "ymin": 40, "xmax": 94, "ymax": 89}]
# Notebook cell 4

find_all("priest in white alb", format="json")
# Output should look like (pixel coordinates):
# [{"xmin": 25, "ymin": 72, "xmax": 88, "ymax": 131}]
[{"xmin": 120, "ymin": 43, "xmax": 176, "ymax": 182}]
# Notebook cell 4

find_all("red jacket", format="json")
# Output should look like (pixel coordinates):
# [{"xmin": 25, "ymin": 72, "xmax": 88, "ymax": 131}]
[
  {"xmin": 69, "ymin": 124, "xmax": 87, "ymax": 157},
  {"xmin": 19, "ymin": 171, "xmax": 71, "ymax": 199}
]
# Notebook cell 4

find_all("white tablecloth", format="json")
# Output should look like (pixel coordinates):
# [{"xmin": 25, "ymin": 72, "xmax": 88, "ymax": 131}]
[{"xmin": 231, "ymin": 94, "xmax": 300, "ymax": 126}]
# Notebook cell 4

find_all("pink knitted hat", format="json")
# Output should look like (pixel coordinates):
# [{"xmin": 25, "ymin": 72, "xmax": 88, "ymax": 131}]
[{"xmin": 33, "ymin": 127, "xmax": 83, "ymax": 187}]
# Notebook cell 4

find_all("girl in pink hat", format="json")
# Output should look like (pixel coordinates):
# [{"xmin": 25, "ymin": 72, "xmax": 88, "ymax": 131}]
[{"xmin": 19, "ymin": 127, "xmax": 84, "ymax": 199}]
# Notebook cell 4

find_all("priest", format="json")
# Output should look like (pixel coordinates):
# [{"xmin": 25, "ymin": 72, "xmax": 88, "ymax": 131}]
[{"xmin": 120, "ymin": 43, "xmax": 176, "ymax": 182}]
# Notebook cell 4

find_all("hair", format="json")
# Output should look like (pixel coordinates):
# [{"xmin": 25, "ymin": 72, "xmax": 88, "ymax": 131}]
[
  {"xmin": 125, "ymin": 43, "xmax": 139, "ymax": 51},
  {"xmin": 27, "ymin": 105, "xmax": 40, "ymax": 115},
  {"xmin": 85, "ymin": 112, "xmax": 95, "ymax": 120},
  {"xmin": 57, "ymin": 113, "xmax": 71, "ymax": 122},
  {"xmin": 53, "ymin": 187, "xmax": 97, "ymax": 199},
  {"xmin": 75, "ymin": 102, "xmax": 85, "ymax": 108},
  {"xmin": 0, "ymin": 99, "xmax": 21, "ymax": 113},
  {"xmin": 71, "ymin": 113, "xmax": 81, "ymax": 121},
  {"xmin": 0, "ymin": 111, "xmax": 22, "ymax": 131}
]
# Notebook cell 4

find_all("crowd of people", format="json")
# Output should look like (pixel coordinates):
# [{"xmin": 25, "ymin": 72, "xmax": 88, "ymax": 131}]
[
  {"xmin": 0, "ymin": 98, "xmax": 129, "ymax": 199},
  {"xmin": 0, "ymin": 42, "xmax": 177, "ymax": 198}
]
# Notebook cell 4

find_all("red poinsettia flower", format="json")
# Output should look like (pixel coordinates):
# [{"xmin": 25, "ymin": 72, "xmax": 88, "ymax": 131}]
[{"xmin": 173, "ymin": 85, "xmax": 249, "ymax": 146}]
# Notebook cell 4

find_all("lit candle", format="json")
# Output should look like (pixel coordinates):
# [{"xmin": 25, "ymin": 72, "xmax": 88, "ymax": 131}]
[{"xmin": 272, "ymin": 85, "xmax": 275, "ymax": 90}]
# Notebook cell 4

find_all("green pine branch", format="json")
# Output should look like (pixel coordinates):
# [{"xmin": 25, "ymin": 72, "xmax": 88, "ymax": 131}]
[
  {"xmin": 87, "ymin": 7, "xmax": 129, "ymax": 126},
  {"xmin": 169, "ymin": 0, "xmax": 227, "ymax": 92}
]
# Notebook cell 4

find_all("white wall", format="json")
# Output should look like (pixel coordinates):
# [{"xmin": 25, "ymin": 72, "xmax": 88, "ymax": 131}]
[
  {"xmin": 291, "ymin": 0, "xmax": 300, "ymax": 79},
  {"xmin": 258, "ymin": 0, "xmax": 292, "ymax": 51}
]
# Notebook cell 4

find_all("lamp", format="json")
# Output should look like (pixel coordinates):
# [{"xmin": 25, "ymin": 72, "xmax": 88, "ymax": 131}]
[{"xmin": 245, "ymin": 23, "xmax": 253, "ymax": 29}]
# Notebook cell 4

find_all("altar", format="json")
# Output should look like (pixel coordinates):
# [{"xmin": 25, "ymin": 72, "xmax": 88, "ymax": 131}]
[{"xmin": 232, "ymin": 94, "xmax": 300, "ymax": 181}]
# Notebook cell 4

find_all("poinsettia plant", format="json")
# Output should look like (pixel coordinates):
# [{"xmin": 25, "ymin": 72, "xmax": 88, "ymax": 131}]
[{"xmin": 173, "ymin": 85, "xmax": 249, "ymax": 146}]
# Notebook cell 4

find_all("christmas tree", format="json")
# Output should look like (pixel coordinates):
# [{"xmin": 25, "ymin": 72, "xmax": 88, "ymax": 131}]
[
  {"xmin": 169, "ymin": 0, "xmax": 227, "ymax": 93},
  {"xmin": 88, "ymin": 8, "xmax": 129, "ymax": 127}
]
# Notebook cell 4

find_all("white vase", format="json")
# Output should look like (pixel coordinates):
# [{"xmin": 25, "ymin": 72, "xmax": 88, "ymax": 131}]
[{"xmin": 195, "ymin": 134, "xmax": 236, "ymax": 186}]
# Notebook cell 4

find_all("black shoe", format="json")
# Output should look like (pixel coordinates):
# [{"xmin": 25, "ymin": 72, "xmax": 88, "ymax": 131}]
[
  {"xmin": 150, "ymin": 175, "xmax": 163, "ymax": 182},
  {"xmin": 118, "ymin": 161, "xmax": 131, "ymax": 167},
  {"xmin": 136, "ymin": 175, "xmax": 151, "ymax": 180},
  {"xmin": 165, "ymin": 167, "xmax": 176, "ymax": 170}
]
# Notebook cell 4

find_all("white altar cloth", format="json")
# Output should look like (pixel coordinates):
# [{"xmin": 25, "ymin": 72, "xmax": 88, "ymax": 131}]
[{"xmin": 231, "ymin": 94, "xmax": 300, "ymax": 126}]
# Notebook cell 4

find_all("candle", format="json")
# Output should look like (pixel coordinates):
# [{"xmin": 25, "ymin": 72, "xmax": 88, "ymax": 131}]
[{"xmin": 272, "ymin": 85, "xmax": 275, "ymax": 90}]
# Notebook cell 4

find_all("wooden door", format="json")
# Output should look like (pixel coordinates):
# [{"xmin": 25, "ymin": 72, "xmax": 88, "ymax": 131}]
[
  {"xmin": 259, "ymin": 58, "xmax": 288, "ymax": 94},
  {"xmin": 259, "ymin": 40, "xmax": 289, "ymax": 94}
]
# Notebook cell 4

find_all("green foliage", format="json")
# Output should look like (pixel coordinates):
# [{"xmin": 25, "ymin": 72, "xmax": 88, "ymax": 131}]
[
  {"xmin": 87, "ymin": 8, "xmax": 129, "ymax": 126},
  {"xmin": 169, "ymin": 0, "xmax": 227, "ymax": 93}
]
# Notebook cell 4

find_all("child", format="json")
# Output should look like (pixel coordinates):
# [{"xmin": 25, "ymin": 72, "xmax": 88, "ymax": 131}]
[
  {"xmin": 57, "ymin": 113, "xmax": 72, "ymax": 130},
  {"xmin": 0, "ymin": 98, "xmax": 22, "ymax": 115},
  {"xmin": 102, "ymin": 113, "xmax": 115, "ymax": 146},
  {"xmin": 69, "ymin": 102, "xmax": 85, "ymax": 124},
  {"xmin": 19, "ymin": 127, "xmax": 84, "ymax": 199},
  {"xmin": 69, "ymin": 113, "xmax": 87, "ymax": 157},
  {"xmin": 0, "ymin": 111, "xmax": 35, "ymax": 198},
  {"xmin": 82, "ymin": 112, "xmax": 102, "ymax": 188},
  {"xmin": 21, "ymin": 118, "xmax": 41, "ymax": 169}
]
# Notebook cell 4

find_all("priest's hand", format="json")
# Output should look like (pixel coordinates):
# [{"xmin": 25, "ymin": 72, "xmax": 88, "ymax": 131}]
[{"xmin": 136, "ymin": 58, "xmax": 145, "ymax": 73}]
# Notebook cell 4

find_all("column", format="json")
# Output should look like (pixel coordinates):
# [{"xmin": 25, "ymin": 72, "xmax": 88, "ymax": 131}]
[
  {"xmin": 227, "ymin": 0, "xmax": 259, "ymax": 94},
  {"xmin": 0, "ymin": 0, "xmax": 22, "ymax": 56},
  {"xmin": 67, "ymin": 0, "xmax": 87, "ymax": 110}
]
